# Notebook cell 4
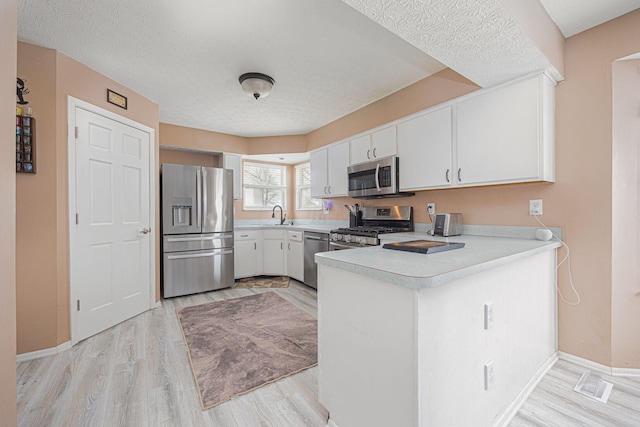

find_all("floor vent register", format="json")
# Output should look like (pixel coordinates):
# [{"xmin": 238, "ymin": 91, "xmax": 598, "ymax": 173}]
[{"xmin": 573, "ymin": 372, "xmax": 614, "ymax": 403}]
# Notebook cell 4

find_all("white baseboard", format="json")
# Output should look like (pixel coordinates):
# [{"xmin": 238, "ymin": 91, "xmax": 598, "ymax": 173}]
[
  {"xmin": 16, "ymin": 340, "xmax": 72, "ymax": 363},
  {"xmin": 559, "ymin": 352, "xmax": 640, "ymax": 377},
  {"xmin": 326, "ymin": 419, "xmax": 339, "ymax": 427},
  {"xmin": 494, "ymin": 351, "xmax": 559, "ymax": 427},
  {"xmin": 612, "ymin": 367, "xmax": 640, "ymax": 377}
]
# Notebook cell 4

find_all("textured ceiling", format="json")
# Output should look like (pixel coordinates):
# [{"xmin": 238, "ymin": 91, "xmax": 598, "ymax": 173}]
[
  {"xmin": 340, "ymin": 0, "xmax": 553, "ymax": 88},
  {"xmin": 17, "ymin": 0, "xmax": 445, "ymax": 137},
  {"xmin": 539, "ymin": 0, "xmax": 640, "ymax": 37},
  {"xmin": 16, "ymin": 0, "xmax": 640, "ymax": 137}
]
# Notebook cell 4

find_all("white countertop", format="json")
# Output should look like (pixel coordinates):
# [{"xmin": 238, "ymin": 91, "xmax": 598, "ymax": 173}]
[{"xmin": 315, "ymin": 233, "xmax": 561, "ymax": 289}]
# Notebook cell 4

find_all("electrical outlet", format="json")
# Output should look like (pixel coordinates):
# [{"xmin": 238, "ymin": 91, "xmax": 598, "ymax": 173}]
[
  {"xmin": 529, "ymin": 199, "xmax": 543, "ymax": 215},
  {"xmin": 427, "ymin": 203, "xmax": 435, "ymax": 215},
  {"xmin": 484, "ymin": 360, "xmax": 494, "ymax": 390},
  {"xmin": 484, "ymin": 302, "xmax": 493, "ymax": 330}
]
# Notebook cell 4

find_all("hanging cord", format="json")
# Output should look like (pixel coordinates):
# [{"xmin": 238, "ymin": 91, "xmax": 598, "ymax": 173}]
[{"xmin": 533, "ymin": 214, "xmax": 580, "ymax": 305}]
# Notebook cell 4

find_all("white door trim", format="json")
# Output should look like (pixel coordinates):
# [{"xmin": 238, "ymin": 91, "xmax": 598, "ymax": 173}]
[{"xmin": 67, "ymin": 96, "xmax": 156, "ymax": 345}]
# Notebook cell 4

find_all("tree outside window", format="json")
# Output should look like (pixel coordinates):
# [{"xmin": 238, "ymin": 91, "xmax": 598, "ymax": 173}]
[{"xmin": 242, "ymin": 162, "xmax": 287, "ymax": 210}]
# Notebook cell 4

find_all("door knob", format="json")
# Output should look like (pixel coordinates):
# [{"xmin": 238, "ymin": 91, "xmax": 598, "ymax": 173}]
[{"xmin": 139, "ymin": 227, "xmax": 151, "ymax": 235}]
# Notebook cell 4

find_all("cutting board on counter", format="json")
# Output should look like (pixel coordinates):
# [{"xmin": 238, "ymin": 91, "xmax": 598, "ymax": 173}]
[{"xmin": 382, "ymin": 240, "xmax": 465, "ymax": 254}]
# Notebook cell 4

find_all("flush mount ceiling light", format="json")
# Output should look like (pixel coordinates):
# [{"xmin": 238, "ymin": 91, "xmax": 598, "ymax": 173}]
[{"xmin": 239, "ymin": 72, "xmax": 275, "ymax": 100}]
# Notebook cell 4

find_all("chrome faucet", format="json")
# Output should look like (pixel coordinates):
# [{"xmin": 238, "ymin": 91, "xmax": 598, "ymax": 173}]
[{"xmin": 272, "ymin": 204, "xmax": 286, "ymax": 225}]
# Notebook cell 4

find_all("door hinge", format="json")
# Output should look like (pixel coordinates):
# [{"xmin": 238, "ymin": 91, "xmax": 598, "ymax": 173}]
[
  {"xmin": 75, "ymin": 126, "xmax": 79, "ymax": 139},
  {"xmin": 77, "ymin": 300, "xmax": 80, "ymax": 311},
  {"xmin": 75, "ymin": 213, "xmax": 79, "ymax": 225}
]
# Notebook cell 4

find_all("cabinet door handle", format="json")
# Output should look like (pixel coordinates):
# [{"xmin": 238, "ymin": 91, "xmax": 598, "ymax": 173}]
[
  {"xmin": 367, "ymin": 149, "xmax": 371, "ymax": 159},
  {"xmin": 288, "ymin": 242, "xmax": 291, "ymax": 250},
  {"xmin": 254, "ymin": 242, "xmax": 256, "ymax": 250},
  {"xmin": 240, "ymin": 234, "xmax": 249, "ymax": 238},
  {"xmin": 373, "ymin": 147, "xmax": 377, "ymax": 158},
  {"xmin": 323, "ymin": 185, "xmax": 328, "ymax": 194},
  {"xmin": 280, "ymin": 242, "xmax": 283, "ymax": 250},
  {"xmin": 458, "ymin": 168, "xmax": 462, "ymax": 182},
  {"xmin": 446, "ymin": 169, "xmax": 450, "ymax": 183},
  {"xmin": 328, "ymin": 185, "xmax": 332, "ymax": 194}
]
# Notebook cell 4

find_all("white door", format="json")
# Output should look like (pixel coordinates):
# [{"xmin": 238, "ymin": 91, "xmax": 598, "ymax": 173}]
[{"xmin": 71, "ymin": 106, "xmax": 153, "ymax": 343}]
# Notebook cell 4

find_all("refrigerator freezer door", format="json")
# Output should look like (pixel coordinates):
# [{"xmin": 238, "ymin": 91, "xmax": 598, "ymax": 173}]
[
  {"xmin": 202, "ymin": 167, "xmax": 234, "ymax": 233},
  {"xmin": 162, "ymin": 164, "xmax": 202, "ymax": 234},
  {"xmin": 163, "ymin": 232, "xmax": 233, "ymax": 253},
  {"xmin": 162, "ymin": 248, "xmax": 234, "ymax": 298}
]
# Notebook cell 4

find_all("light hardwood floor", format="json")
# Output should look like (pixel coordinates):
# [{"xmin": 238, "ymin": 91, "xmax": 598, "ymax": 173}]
[{"xmin": 17, "ymin": 280, "xmax": 640, "ymax": 427}]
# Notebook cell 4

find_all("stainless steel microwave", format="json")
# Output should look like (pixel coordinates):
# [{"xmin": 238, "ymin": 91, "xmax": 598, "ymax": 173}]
[{"xmin": 347, "ymin": 156, "xmax": 413, "ymax": 199}]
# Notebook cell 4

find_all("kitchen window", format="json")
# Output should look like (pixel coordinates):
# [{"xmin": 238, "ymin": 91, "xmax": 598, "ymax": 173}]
[
  {"xmin": 243, "ymin": 161, "xmax": 287, "ymax": 210},
  {"xmin": 296, "ymin": 163, "xmax": 321, "ymax": 210}
]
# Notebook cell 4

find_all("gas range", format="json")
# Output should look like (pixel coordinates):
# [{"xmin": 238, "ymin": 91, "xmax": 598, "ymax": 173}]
[{"xmin": 330, "ymin": 206, "xmax": 413, "ymax": 250}]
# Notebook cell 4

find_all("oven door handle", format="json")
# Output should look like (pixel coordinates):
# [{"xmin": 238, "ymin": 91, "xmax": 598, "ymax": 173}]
[
  {"xmin": 375, "ymin": 163, "xmax": 381, "ymax": 192},
  {"xmin": 330, "ymin": 241, "xmax": 359, "ymax": 250}
]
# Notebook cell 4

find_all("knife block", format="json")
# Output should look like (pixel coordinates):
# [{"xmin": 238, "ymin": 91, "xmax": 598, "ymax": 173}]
[{"xmin": 349, "ymin": 211, "xmax": 362, "ymax": 228}]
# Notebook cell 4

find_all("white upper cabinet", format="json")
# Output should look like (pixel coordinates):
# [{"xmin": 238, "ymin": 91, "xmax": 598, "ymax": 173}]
[
  {"xmin": 350, "ymin": 126, "xmax": 397, "ymax": 165},
  {"xmin": 327, "ymin": 141, "xmax": 349, "ymax": 196},
  {"xmin": 310, "ymin": 148, "xmax": 328, "ymax": 199},
  {"xmin": 222, "ymin": 152, "xmax": 242, "ymax": 199},
  {"xmin": 398, "ymin": 107, "xmax": 453, "ymax": 191},
  {"xmin": 350, "ymin": 134, "xmax": 372, "ymax": 165},
  {"xmin": 310, "ymin": 140, "xmax": 349, "ymax": 198},
  {"xmin": 371, "ymin": 126, "xmax": 397, "ymax": 160},
  {"xmin": 455, "ymin": 74, "xmax": 555, "ymax": 186}
]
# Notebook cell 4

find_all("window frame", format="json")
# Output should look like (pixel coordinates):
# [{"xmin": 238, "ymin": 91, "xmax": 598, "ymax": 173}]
[
  {"xmin": 295, "ymin": 162, "xmax": 322, "ymax": 211},
  {"xmin": 242, "ymin": 161, "xmax": 287, "ymax": 211}
]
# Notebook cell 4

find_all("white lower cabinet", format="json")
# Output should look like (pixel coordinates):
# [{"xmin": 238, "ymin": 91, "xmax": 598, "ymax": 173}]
[
  {"xmin": 234, "ymin": 230, "xmax": 263, "ymax": 279},
  {"xmin": 286, "ymin": 230, "xmax": 304, "ymax": 282},
  {"xmin": 263, "ymin": 229, "xmax": 285, "ymax": 276}
]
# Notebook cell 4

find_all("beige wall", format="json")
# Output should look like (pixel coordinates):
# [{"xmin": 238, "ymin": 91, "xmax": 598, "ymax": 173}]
[
  {"xmin": 16, "ymin": 42, "xmax": 160, "ymax": 354},
  {"xmin": 160, "ymin": 122, "xmax": 249, "ymax": 154},
  {"xmin": 1, "ymin": 0, "xmax": 17, "ymax": 423},
  {"xmin": 14, "ymin": 9, "xmax": 640, "ymax": 370},
  {"xmin": 159, "ymin": 147, "xmax": 220, "ymax": 168},
  {"xmin": 16, "ymin": 43, "xmax": 58, "ymax": 354},
  {"xmin": 307, "ymin": 68, "xmax": 479, "ymax": 151},
  {"xmin": 611, "ymin": 58, "xmax": 640, "ymax": 368}
]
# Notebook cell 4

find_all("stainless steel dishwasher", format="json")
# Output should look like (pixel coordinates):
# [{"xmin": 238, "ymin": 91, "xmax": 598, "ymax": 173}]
[{"xmin": 303, "ymin": 231, "xmax": 329, "ymax": 289}]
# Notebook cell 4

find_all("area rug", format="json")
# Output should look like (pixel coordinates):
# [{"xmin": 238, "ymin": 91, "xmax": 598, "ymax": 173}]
[
  {"xmin": 176, "ymin": 292, "xmax": 317, "ymax": 410},
  {"xmin": 234, "ymin": 275, "xmax": 290, "ymax": 288}
]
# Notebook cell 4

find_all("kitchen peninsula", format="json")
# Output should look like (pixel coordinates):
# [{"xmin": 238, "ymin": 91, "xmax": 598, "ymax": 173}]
[{"xmin": 316, "ymin": 234, "xmax": 561, "ymax": 427}]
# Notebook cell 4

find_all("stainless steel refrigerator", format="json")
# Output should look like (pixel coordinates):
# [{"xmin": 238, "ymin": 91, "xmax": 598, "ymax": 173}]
[{"xmin": 161, "ymin": 163, "xmax": 234, "ymax": 298}]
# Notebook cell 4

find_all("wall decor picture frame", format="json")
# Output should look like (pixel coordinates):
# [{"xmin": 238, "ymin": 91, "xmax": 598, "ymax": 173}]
[{"xmin": 107, "ymin": 89, "xmax": 127, "ymax": 109}]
